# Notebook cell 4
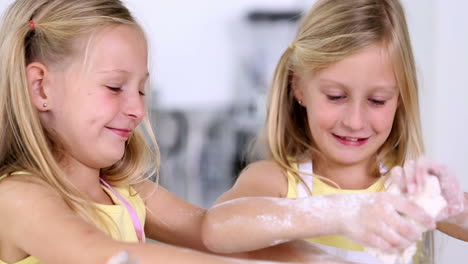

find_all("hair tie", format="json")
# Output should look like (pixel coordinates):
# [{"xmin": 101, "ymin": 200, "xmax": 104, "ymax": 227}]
[
  {"xmin": 289, "ymin": 43, "xmax": 296, "ymax": 50},
  {"xmin": 29, "ymin": 20, "xmax": 36, "ymax": 30}
]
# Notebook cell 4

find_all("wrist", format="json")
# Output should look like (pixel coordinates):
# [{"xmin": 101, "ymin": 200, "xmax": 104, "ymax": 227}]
[
  {"xmin": 447, "ymin": 194, "xmax": 468, "ymax": 228},
  {"xmin": 300, "ymin": 194, "xmax": 344, "ymax": 237}
]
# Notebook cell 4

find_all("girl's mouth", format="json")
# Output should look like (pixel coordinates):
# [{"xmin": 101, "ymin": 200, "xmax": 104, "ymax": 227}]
[
  {"xmin": 106, "ymin": 127, "xmax": 131, "ymax": 138},
  {"xmin": 333, "ymin": 134, "xmax": 369, "ymax": 146}
]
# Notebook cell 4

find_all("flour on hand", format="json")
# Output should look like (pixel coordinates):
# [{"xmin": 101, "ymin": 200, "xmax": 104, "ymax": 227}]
[{"xmin": 365, "ymin": 175, "xmax": 447, "ymax": 264}]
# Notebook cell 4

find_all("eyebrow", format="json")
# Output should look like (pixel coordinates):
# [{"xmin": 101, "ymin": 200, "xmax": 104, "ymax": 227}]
[
  {"xmin": 317, "ymin": 78, "xmax": 397, "ymax": 94},
  {"xmin": 97, "ymin": 69, "xmax": 150, "ymax": 80}
]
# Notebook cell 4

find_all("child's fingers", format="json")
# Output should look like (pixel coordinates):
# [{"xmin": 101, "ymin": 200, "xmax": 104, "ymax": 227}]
[
  {"xmin": 377, "ymin": 222, "xmax": 413, "ymax": 251},
  {"xmin": 428, "ymin": 164, "xmax": 464, "ymax": 217},
  {"xmin": 390, "ymin": 166, "xmax": 406, "ymax": 193},
  {"xmin": 403, "ymin": 160, "xmax": 416, "ymax": 194},
  {"xmin": 436, "ymin": 207, "xmax": 449, "ymax": 220},
  {"xmin": 415, "ymin": 166, "xmax": 425, "ymax": 193},
  {"xmin": 414, "ymin": 157, "xmax": 431, "ymax": 193},
  {"xmin": 391, "ymin": 194, "xmax": 435, "ymax": 229},
  {"xmin": 363, "ymin": 233, "xmax": 395, "ymax": 253}
]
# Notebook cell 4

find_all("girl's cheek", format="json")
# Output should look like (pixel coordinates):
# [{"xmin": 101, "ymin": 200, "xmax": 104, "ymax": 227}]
[{"xmin": 373, "ymin": 110, "xmax": 397, "ymax": 131}]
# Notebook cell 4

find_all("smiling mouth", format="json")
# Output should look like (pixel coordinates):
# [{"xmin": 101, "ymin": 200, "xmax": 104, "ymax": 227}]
[
  {"xmin": 338, "ymin": 136, "xmax": 361, "ymax": 141},
  {"xmin": 106, "ymin": 127, "xmax": 132, "ymax": 138},
  {"xmin": 332, "ymin": 134, "xmax": 369, "ymax": 144}
]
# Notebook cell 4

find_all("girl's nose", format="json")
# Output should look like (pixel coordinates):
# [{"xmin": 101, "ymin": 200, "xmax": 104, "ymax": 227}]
[
  {"xmin": 123, "ymin": 93, "xmax": 145, "ymax": 120},
  {"xmin": 342, "ymin": 103, "xmax": 365, "ymax": 131}
]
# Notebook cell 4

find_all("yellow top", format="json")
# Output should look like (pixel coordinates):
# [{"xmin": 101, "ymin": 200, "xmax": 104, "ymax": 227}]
[
  {"xmin": 0, "ymin": 173, "xmax": 146, "ymax": 264},
  {"xmin": 286, "ymin": 164, "xmax": 386, "ymax": 251}
]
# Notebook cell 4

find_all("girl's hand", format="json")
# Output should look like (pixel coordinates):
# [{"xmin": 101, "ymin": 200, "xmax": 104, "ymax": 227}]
[
  {"xmin": 333, "ymin": 192, "xmax": 435, "ymax": 253},
  {"xmin": 389, "ymin": 157, "xmax": 464, "ymax": 221}
]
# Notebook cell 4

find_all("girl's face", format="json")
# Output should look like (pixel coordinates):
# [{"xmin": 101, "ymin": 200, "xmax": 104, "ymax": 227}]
[
  {"xmin": 294, "ymin": 44, "xmax": 399, "ymax": 169},
  {"xmin": 42, "ymin": 25, "xmax": 148, "ymax": 169}
]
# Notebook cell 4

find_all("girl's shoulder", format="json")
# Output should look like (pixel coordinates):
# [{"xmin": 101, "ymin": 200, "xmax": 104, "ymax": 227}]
[
  {"xmin": 0, "ymin": 172, "xmax": 63, "ymax": 218},
  {"xmin": 0, "ymin": 172, "xmax": 67, "ymax": 260},
  {"xmin": 0, "ymin": 172, "xmax": 54, "ymax": 196},
  {"xmin": 216, "ymin": 160, "xmax": 289, "ymax": 203},
  {"xmin": 240, "ymin": 160, "xmax": 287, "ymax": 180},
  {"xmin": 0, "ymin": 172, "xmax": 123, "ymax": 263},
  {"xmin": 243, "ymin": 158, "xmax": 287, "ymax": 175}
]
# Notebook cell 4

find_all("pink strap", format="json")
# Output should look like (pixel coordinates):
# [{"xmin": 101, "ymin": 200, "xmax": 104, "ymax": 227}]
[{"xmin": 100, "ymin": 178, "xmax": 146, "ymax": 243}]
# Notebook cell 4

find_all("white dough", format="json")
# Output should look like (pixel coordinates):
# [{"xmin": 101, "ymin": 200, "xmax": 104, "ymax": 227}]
[{"xmin": 365, "ymin": 175, "xmax": 447, "ymax": 264}]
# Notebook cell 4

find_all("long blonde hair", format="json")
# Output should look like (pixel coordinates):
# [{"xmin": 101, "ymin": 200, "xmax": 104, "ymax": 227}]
[
  {"xmin": 0, "ymin": 0, "xmax": 159, "ymax": 231},
  {"xmin": 263, "ymin": 0, "xmax": 431, "ymax": 262}
]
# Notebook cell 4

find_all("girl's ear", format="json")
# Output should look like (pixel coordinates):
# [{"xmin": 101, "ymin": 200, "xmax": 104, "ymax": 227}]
[
  {"xmin": 291, "ymin": 73, "xmax": 304, "ymax": 104},
  {"xmin": 26, "ymin": 62, "xmax": 50, "ymax": 111}
]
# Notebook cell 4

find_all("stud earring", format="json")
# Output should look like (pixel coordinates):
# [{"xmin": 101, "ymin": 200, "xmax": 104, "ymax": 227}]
[
  {"xmin": 43, "ymin": 103, "xmax": 48, "ymax": 108},
  {"xmin": 298, "ymin": 100, "xmax": 302, "ymax": 105}
]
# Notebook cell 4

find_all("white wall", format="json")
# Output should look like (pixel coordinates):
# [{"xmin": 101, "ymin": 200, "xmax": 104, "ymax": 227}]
[
  {"xmin": 123, "ymin": 0, "xmax": 301, "ymax": 109},
  {"xmin": 431, "ymin": 0, "xmax": 468, "ymax": 262}
]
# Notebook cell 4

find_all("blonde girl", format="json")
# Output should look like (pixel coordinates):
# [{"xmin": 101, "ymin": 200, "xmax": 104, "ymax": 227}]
[
  {"xmin": 0, "ymin": 0, "xmax": 349, "ymax": 263},
  {"xmin": 202, "ymin": 0, "xmax": 467, "ymax": 263}
]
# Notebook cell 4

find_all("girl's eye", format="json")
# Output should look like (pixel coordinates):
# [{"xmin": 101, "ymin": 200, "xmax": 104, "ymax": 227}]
[
  {"xmin": 369, "ymin": 99, "xmax": 386, "ymax": 106},
  {"xmin": 327, "ymin": 95, "xmax": 345, "ymax": 101},
  {"xmin": 106, "ymin": 86, "xmax": 122, "ymax": 93},
  {"xmin": 139, "ymin": 91, "xmax": 146, "ymax": 96}
]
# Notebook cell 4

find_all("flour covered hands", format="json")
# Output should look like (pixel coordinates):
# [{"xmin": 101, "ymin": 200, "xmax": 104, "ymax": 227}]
[
  {"xmin": 424, "ymin": 163, "xmax": 464, "ymax": 220},
  {"xmin": 389, "ymin": 157, "xmax": 464, "ymax": 221},
  {"xmin": 327, "ymin": 192, "xmax": 434, "ymax": 253},
  {"xmin": 362, "ymin": 160, "xmax": 449, "ymax": 264}
]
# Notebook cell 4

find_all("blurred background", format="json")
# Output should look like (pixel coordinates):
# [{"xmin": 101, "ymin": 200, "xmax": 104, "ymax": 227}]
[{"xmin": 1, "ymin": 0, "xmax": 466, "ymax": 262}]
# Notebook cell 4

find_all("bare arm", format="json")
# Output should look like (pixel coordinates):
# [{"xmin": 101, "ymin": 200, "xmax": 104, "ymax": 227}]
[
  {"xmin": 204, "ymin": 195, "xmax": 342, "ymax": 253},
  {"xmin": 203, "ymin": 160, "xmax": 322, "ymax": 253},
  {"xmin": 438, "ymin": 192, "xmax": 468, "ymax": 241},
  {"xmin": 131, "ymin": 178, "xmax": 354, "ymax": 264},
  {"xmin": 202, "ymin": 161, "xmax": 434, "ymax": 254},
  {"xmin": 0, "ymin": 175, "xmax": 287, "ymax": 264},
  {"xmin": 242, "ymin": 240, "xmax": 354, "ymax": 264},
  {"xmin": 134, "ymin": 180, "xmax": 209, "ymax": 251}
]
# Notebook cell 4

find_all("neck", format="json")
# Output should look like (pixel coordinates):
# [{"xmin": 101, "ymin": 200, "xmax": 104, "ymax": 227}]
[
  {"xmin": 313, "ymin": 158, "xmax": 379, "ymax": 190},
  {"xmin": 60, "ymin": 156, "xmax": 113, "ymax": 205}
]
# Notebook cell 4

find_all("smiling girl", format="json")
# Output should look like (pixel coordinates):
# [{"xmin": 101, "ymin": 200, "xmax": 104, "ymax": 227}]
[
  {"xmin": 201, "ymin": 0, "xmax": 467, "ymax": 263},
  {"xmin": 0, "ymin": 1, "xmax": 330, "ymax": 263}
]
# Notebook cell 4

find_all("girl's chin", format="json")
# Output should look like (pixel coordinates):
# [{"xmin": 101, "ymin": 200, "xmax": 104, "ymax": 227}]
[
  {"xmin": 101, "ymin": 152, "xmax": 125, "ymax": 168},
  {"xmin": 326, "ymin": 152, "xmax": 373, "ymax": 166}
]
